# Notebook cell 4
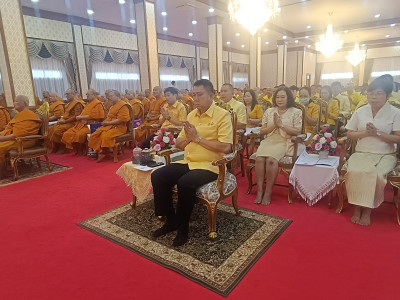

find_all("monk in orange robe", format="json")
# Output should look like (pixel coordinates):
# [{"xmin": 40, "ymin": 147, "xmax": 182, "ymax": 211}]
[
  {"xmin": 48, "ymin": 89, "xmax": 85, "ymax": 154},
  {"xmin": 126, "ymin": 90, "xmax": 144, "ymax": 121},
  {"xmin": 61, "ymin": 89, "xmax": 105, "ymax": 155},
  {"xmin": 88, "ymin": 90, "xmax": 131, "ymax": 162},
  {"xmin": 0, "ymin": 98, "xmax": 11, "ymax": 131},
  {"xmin": 0, "ymin": 95, "xmax": 42, "ymax": 178},
  {"xmin": 48, "ymin": 93, "xmax": 65, "ymax": 121},
  {"xmin": 135, "ymin": 86, "xmax": 166, "ymax": 143},
  {"xmin": 145, "ymin": 88, "xmax": 155, "ymax": 102},
  {"xmin": 102, "ymin": 90, "xmax": 114, "ymax": 117},
  {"xmin": 35, "ymin": 91, "xmax": 51, "ymax": 106},
  {"xmin": 180, "ymin": 90, "xmax": 194, "ymax": 112}
]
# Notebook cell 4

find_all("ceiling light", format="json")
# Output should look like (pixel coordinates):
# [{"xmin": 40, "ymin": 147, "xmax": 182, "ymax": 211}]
[
  {"xmin": 305, "ymin": 36, "xmax": 309, "ymax": 38},
  {"xmin": 87, "ymin": 9, "xmax": 94, "ymax": 15},
  {"xmin": 344, "ymin": 30, "xmax": 349, "ymax": 33},
  {"xmin": 236, "ymin": 33, "xmax": 240, "ymax": 36},
  {"xmin": 31, "ymin": 0, "xmax": 39, "ymax": 2},
  {"xmin": 264, "ymin": 28, "xmax": 268, "ymax": 32},
  {"xmin": 163, "ymin": 27, "xmax": 168, "ymax": 31},
  {"xmin": 307, "ymin": 25, "xmax": 311, "ymax": 29},
  {"xmin": 209, "ymin": 8, "xmax": 215, "ymax": 13},
  {"xmin": 397, "ymin": 40, "xmax": 400, "ymax": 43},
  {"xmin": 346, "ymin": 43, "xmax": 366, "ymax": 66},
  {"xmin": 282, "ymin": 35, "xmax": 287, "ymax": 39},
  {"xmin": 307, "ymin": 45, "xmax": 311, "ymax": 48},
  {"xmin": 241, "ymin": 44, "xmax": 245, "ymax": 48},
  {"xmin": 188, "ymin": 33, "xmax": 193, "ymax": 37},
  {"xmin": 295, "ymin": 40, "xmax": 299, "ymax": 43},
  {"xmin": 130, "ymin": 19, "xmax": 136, "ymax": 24},
  {"xmin": 315, "ymin": 24, "xmax": 343, "ymax": 57},
  {"xmin": 361, "ymin": 43, "xmax": 366, "ymax": 47},
  {"xmin": 265, "ymin": 41, "xmax": 269, "ymax": 44},
  {"xmin": 226, "ymin": 41, "xmax": 231, "ymax": 45},
  {"xmin": 374, "ymin": 14, "xmax": 380, "ymax": 18},
  {"xmin": 390, "ymin": 24, "xmax": 396, "ymax": 27},
  {"xmin": 119, "ymin": 0, "xmax": 126, "ymax": 4},
  {"xmin": 228, "ymin": 0, "xmax": 280, "ymax": 35},
  {"xmin": 161, "ymin": 11, "xmax": 167, "ymax": 16},
  {"xmin": 386, "ymin": 34, "xmax": 390, "ymax": 38},
  {"xmin": 192, "ymin": 20, "xmax": 197, "ymax": 25}
]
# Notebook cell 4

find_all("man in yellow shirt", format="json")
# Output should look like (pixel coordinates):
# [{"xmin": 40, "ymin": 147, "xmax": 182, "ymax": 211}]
[
  {"xmin": 151, "ymin": 79, "xmax": 233, "ymax": 247},
  {"xmin": 331, "ymin": 81, "xmax": 351, "ymax": 117},
  {"xmin": 344, "ymin": 81, "xmax": 363, "ymax": 111},
  {"xmin": 220, "ymin": 83, "xmax": 247, "ymax": 129}
]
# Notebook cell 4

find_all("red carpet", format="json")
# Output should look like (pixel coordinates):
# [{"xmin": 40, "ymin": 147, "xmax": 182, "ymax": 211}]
[{"xmin": 1, "ymin": 152, "xmax": 399, "ymax": 299}]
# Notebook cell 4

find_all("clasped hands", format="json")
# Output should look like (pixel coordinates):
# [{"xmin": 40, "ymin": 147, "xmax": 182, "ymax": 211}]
[
  {"xmin": 273, "ymin": 112, "xmax": 283, "ymax": 129},
  {"xmin": 183, "ymin": 121, "xmax": 199, "ymax": 142},
  {"xmin": 366, "ymin": 122, "xmax": 379, "ymax": 136},
  {"xmin": 160, "ymin": 107, "xmax": 170, "ymax": 120}
]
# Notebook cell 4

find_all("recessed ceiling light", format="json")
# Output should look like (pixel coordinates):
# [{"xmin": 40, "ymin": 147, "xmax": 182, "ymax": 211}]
[
  {"xmin": 209, "ymin": 8, "xmax": 214, "ymax": 13},
  {"xmin": 306, "ymin": 25, "xmax": 311, "ymax": 29},
  {"xmin": 344, "ymin": 30, "xmax": 349, "ymax": 33},
  {"xmin": 161, "ymin": 11, "xmax": 167, "ymax": 16},
  {"xmin": 226, "ymin": 41, "xmax": 231, "ymax": 45},
  {"xmin": 390, "ymin": 24, "xmax": 396, "ymax": 27},
  {"xmin": 192, "ymin": 20, "xmax": 197, "ymax": 25},
  {"xmin": 295, "ymin": 40, "xmax": 299, "ymax": 43},
  {"xmin": 386, "ymin": 34, "xmax": 390, "ymax": 38},
  {"xmin": 188, "ymin": 33, "xmax": 193, "ymax": 37},
  {"xmin": 119, "ymin": 0, "xmax": 125, "ymax": 4},
  {"xmin": 264, "ymin": 28, "xmax": 268, "ymax": 32},
  {"xmin": 87, "ymin": 9, "xmax": 94, "ymax": 15},
  {"xmin": 282, "ymin": 35, "xmax": 287, "ymax": 39},
  {"xmin": 163, "ymin": 27, "xmax": 168, "ymax": 31},
  {"xmin": 236, "ymin": 33, "xmax": 240, "ymax": 37},
  {"xmin": 305, "ymin": 35, "xmax": 309, "ymax": 38},
  {"xmin": 31, "ymin": 0, "xmax": 39, "ymax": 2},
  {"xmin": 397, "ymin": 40, "xmax": 400, "ymax": 43},
  {"xmin": 241, "ymin": 44, "xmax": 245, "ymax": 48},
  {"xmin": 375, "ymin": 14, "xmax": 380, "ymax": 18},
  {"xmin": 265, "ymin": 41, "xmax": 269, "ymax": 45},
  {"xmin": 307, "ymin": 45, "xmax": 311, "ymax": 48},
  {"xmin": 361, "ymin": 43, "xmax": 366, "ymax": 46},
  {"xmin": 277, "ymin": 7, "xmax": 281, "ymax": 12},
  {"xmin": 130, "ymin": 19, "xmax": 136, "ymax": 24}
]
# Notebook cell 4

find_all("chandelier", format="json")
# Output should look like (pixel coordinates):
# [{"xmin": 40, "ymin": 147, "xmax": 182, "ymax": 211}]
[
  {"xmin": 228, "ymin": 0, "xmax": 280, "ymax": 36},
  {"xmin": 315, "ymin": 24, "xmax": 343, "ymax": 57},
  {"xmin": 346, "ymin": 43, "xmax": 366, "ymax": 66}
]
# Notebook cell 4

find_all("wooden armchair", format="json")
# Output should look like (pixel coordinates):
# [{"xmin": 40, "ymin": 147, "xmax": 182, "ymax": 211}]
[
  {"xmin": 336, "ymin": 137, "xmax": 400, "ymax": 224},
  {"xmin": 245, "ymin": 104, "xmax": 307, "ymax": 203},
  {"xmin": 159, "ymin": 110, "xmax": 241, "ymax": 238},
  {"xmin": 113, "ymin": 104, "xmax": 134, "ymax": 163},
  {"xmin": 8, "ymin": 111, "xmax": 52, "ymax": 180}
]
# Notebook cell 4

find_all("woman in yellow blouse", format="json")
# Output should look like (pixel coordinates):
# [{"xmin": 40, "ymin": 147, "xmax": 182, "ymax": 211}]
[
  {"xmin": 299, "ymin": 86, "xmax": 319, "ymax": 135},
  {"xmin": 321, "ymin": 85, "xmax": 339, "ymax": 126},
  {"xmin": 244, "ymin": 89, "xmax": 263, "ymax": 128}
]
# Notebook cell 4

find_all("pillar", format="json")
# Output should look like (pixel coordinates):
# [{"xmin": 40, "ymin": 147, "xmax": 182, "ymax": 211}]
[
  {"xmin": 277, "ymin": 42, "xmax": 288, "ymax": 85},
  {"xmin": 195, "ymin": 46, "xmax": 201, "ymax": 81},
  {"xmin": 134, "ymin": 0, "xmax": 160, "ymax": 90},
  {"xmin": 207, "ymin": 16, "xmax": 223, "ymax": 91},
  {"xmin": 72, "ymin": 25, "xmax": 89, "ymax": 95},
  {"xmin": 0, "ymin": 0, "xmax": 35, "ymax": 106},
  {"xmin": 249, "ymin": 36, "xmax": 261, "ymax": 88}
]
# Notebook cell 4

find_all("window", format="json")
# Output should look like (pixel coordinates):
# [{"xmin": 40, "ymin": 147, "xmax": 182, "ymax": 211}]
[
  {"xmin": 159, "ymin": 67, "xmax": 191, "ymax": 89},
  {"xmin": 320, "ymin": 61, "xmax": 353, "ymax": 86}
]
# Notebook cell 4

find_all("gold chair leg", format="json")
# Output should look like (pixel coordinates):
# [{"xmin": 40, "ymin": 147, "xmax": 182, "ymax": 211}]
[
  {"xmin": 240, "ymin": 152, "xmax": 245, "ymax": 177},
  {"xmin": 205, "ymin": 202, "xmax": 217, "ymax": 239},
  {"xmin": 393, "ymin": 187, "xmax": 400, "ymax": 225},
  {"xmin": 246, "ymin": 164, "xmax": 254, "ymax": 194},
  {"xmin": 10, "ymin": 158, "xmax": 19, "ymax": 181},
  {"xmin": 336, "ymin": 182, "xmax": 345, "ymax": 213},
  {"xmin": 288, "ymin": 183, "xmax": 294, "ymax": 204},
  {"xmin": 113, "ymin": 144, "xmax": 118, "ymax": 163},
  {"xmin": 231, "ymin": 188, "xmax": 241, "ymax": 215},
  {"xmin": 45, "ymin": 154, "xmax": 53, "ymax": 171}
]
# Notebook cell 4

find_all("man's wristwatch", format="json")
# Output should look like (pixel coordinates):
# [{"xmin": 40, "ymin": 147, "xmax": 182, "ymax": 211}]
[
  {"xmin": 377, "ymin": 131, "xmax": 382, "ymax": 136},
  {"xmin": 195, "ymin": 137, "xmax": 202, "ymax": 143},
  {"xmin": 166, "ymin": 116, "xmax": 171, "ymax": 120}
]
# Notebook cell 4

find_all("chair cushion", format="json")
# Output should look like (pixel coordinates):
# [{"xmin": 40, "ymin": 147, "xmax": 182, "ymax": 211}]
[
  {"xmin": 8, "ymin": 146, "xmax": 47, "ymax": 157},
  {"xmin": 235, "ymin": 143, "xmax": 243, "ymax": 151},
  {"xmin": 279, "ymin": 156, "xmax": 293, "ymax": 165},
  {"xmin": 195, "ymin": 172, "xmax": 237, "ymax": 202},
  {"xmin": 115, "ymin": 133, "xmax": 132, "ymax": 143},
  {"xmin": 249, "ymin": 153, "xmax": 256, "ymax": 160}
]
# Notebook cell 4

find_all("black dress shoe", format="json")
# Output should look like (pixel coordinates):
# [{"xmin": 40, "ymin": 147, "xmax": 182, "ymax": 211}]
[
  {"xmin": 172, "ymin": 229, "xmax": 188, "ymax": 247},
  {"xmin": 151, "ymin": 223, "xmax": 177, "ymax": 238}
]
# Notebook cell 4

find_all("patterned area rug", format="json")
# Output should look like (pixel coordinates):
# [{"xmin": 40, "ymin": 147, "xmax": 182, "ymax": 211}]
[
  {"xmin": 0, "ymin": 161, "xmax": 71, "ymax": 186},
  {"xmin": 79, "ymin": 197, "xmax": 292, "ymax": 296}
]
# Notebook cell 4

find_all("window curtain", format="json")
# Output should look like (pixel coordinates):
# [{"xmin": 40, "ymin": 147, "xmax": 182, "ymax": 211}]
[
  {"xmin": 320, "ymin": 61, "xmax": 353, "ymax": 86},
  {"xmin": 200, "ymin": 59, "xmax": 209, "ymax": 80},
  {"xmin": 363, "ymin": 59, "xmax": 374, "ymax": 84},
  {"xmin": 232, "ymin": 63, "xmax": 249, "ymax": 89},
  {"xmin": 84, "ymin": 45, "xmax": 140, "ymax": 94},
  {"xmin": 223, "ymin": 61, "xmax": 229, "ymax": 84},
  {"xmin": 158, "ymin": 54, "xmax": 195, "ymax": 90},
  {"xmin": 369, "ymin": 57, "xmax": 400, "ymax": 83},
  {"xmin": 314, "ymin": 63, "xmax": 323, "ymax": 85},
  {"xmin": 27, "ymin": 38, "xmax": 77, "ymax": 96},
  {"xmin": 30, "ymin": 56, "xmax": 70, "ymax": 98}
]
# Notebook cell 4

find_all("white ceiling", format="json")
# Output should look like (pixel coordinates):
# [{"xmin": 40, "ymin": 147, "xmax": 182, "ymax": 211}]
[{"xmin": 20, "ymin": 0, "xmax": 400, "ymax": 52}]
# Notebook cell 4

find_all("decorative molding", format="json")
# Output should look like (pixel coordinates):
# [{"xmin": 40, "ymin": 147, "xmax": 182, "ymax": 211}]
[
  {"xmin": 23, "ymin": 15, "xmax": 73, "ymax": 42},
  {"xmin": 81, "ymin": 26, "xmax": 138, "ymax": 50}
]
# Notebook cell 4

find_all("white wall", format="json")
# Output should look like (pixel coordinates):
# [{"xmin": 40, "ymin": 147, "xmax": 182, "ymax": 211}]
[
  {"xmin": 261, "ymin": 53, "xmax": 277, "ymax": 88},
  {"xmin": 157, "ymin": 39, "xmax": 195, "ymax": 57},
  {"xmin": 23, "ymin": 15, "xmax": 73, "ymax": 42}
]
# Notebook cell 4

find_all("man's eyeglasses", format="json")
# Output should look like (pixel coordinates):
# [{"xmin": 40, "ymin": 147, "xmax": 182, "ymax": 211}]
[{"xmin": 367, "ymin": 91, "xmax": 386, "ymax": 97}]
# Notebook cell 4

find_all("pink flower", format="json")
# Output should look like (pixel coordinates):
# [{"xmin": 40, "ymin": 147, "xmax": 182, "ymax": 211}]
[
  {"xmin": 168, "ymin": 133, "xmax": 173, "ymax": 139},
  {"xmin": 152, "ymin": 140, "xmax": 157, "ymax": 145},
  {"xmin": 310, "ymin": 142, "xmax": 315, "ymax": 149},
  {"xmin": 321, "ymin": 127, "xmax": 327, "ymax": 132},
  {"xmin": 326, "ymin": 137, "xmax": 332, "ymax": 143},
  {"xmin": 160, "ymin": 142, "xmax": 165, "ymax": 148},
  {"xmin": 324, "ymin": 132, "xmax": 332, "ymax": 138},
  {"xmin": 153, "ymin": 144, "xmax": 161, "ymax": 152},
  {"xmin": 161, "ymin": 128, "xmax": 166, "ymax": 134},
  {"xmin": 157, "ymin": 135, "xmax": 163, "ymax": 141},
  {"xmin": 315, "ymin": 143, "xmax": 322, "ymax": 151},
  {"xmin": 316, "ymin": 135, "xmax": 320, "ymax": 141},
  {"xmin": 170, "ymin": 139, "xmax": 175, "ymax": 145},
  {"xmin": 324, "ymin": 145, "xmax": 330, "ymax": 151}
]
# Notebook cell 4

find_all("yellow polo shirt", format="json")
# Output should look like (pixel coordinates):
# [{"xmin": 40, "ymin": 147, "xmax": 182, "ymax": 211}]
[
  {"xmin": 176, "ymin": 102, "xmax": 233, "ymax": 174},
  {"xmin": 160, "ymin": 101, "xmax": 187, "ymax": 128},
  {"xmin": 226, "ymin": 98, "xmax": 247, "ymax": 125}
]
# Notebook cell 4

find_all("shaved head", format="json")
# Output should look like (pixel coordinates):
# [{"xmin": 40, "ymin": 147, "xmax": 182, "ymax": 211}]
[{"xmin": 14, "ymin": 95, "xmax": 30, "ymax": 111}]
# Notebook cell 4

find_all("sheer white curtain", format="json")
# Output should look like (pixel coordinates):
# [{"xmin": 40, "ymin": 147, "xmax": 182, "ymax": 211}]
[
  {"xmin": 232, "ymin": 73, "xmax": 248, "ymax": 89},
  {"xmin": 30, "ymin": 56, "xmax": 69, "ymax": 97},
  {"xmin": 90, "ymin": 61, "xmax": 141, "ymax": 94},
  {"xmin": 200, "ymin": 59, "xmax": 209, "ymax": 80},
  {"xmin": 159, "ymin": 67, "xmax": 191, "ymax": 90},
  {"xmin": 320, "ymin": 61, "xmax": 353, "ymax": 86},
  {"xmin": 370, "ymin": 57, "xmax": 400, "ymax": 83},
  {"xmin": 0, "ymin": 73, "xmax": 3, "ymax": 93}
]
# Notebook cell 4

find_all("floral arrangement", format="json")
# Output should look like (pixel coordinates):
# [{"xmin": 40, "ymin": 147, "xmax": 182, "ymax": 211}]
[
  {"xmin": 151, "ymin": 128, "xmax": 175, "ymax": 152},
  {"xmin": 309, "ymin": 125, "xmax": 338, "ymax": 155}
]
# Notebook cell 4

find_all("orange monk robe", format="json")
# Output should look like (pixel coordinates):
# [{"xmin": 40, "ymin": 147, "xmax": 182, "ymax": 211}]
[
  {"xmin": 0, "ymin": 106, "xmax": 11, "ymax": 131},
  {"xmin": 61, "ymin": 99, "xmax": 105, "ymax": 149},
  {"xmin": 49, "ymin": 99, "xmax": 65, "ymax": 119},
  {"xmin": 121, "ymin": 97, "xmax": 129, "ymax": 103},
  {"xmin": 148, "ymin": 95, "xmax": 156, "ymax": 102},
  {"xmin": 181, "ymin": 95, "xmax": 194, "ymax": 112},
  {"xmin": 135, "ymin": 97, "xmax": 166, "ymax": 142},
  {"xmin": 103, "ymin": 100, "xmax": 113, "ymax": 117},
  {"xmin": 0, "ymin": 110, "xmax": 42, "ymax": 162},
  {"xmin": 141, "ymin": 98, "xmax": 150, "ymax": 117},
  {"xmin": 48, "ymin": 99, "xmax": 85, "ymax": 147},
  {"xmin": 128, "ymin": 98, "xmax": 144, "ymax": 120},
  {"xmin": 88, "ymin": 101, "xmax": 130, "ymax": 151}
]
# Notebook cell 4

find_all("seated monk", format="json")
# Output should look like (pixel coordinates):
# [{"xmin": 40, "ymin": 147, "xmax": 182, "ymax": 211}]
[
  {"xmin": 102, "ymin": 89, "xmax": 114, "ymax": 117},
  {"xmin": 0, "ymin": 95, "xmax": 42, "ymax": 179},
  {"xmin": 61, "ymin": 89, "xmax": 105, "ymax": 156},
  {"xmin": 145, "ymin": 88, "xmax": 155, "ymax": 102},
  {"xmin": 48, "ymin": 92, "xmax": 65, "ymax": 122},
  {"xmin": 48, "ymin": 89, "xmax": 85, "ymax": 154},
  {"xmin": 35, "ymin": 91, "xmax": 51, "ymax": 106},
  {"xmin": 142, "ymin": 87, "xmax": 187, "ymax": 149},
  {"xmin": 138, "ymin": 91, "xmax": 150, "ymax": 116},
  {"xmin": 135, "ymin": 86, "xmax": 166, "ymax": 143},
  {"xmin": 180, "ymin": 89, "xmax": 194, "ymax": 112},
  {"xmin": 0, "ymin": 94, "xmax": 11, "ymax": 132},
  {"xmin": 88, "ymin": 90, "xmax": 131, "ymax": 162},
  {"xmin": 126, "ymin": 90, "xmax": 144, "ymax": 121}
]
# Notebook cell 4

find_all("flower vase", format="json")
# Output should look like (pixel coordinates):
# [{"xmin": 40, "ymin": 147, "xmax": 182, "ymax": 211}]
[{"xmin": 318, "ymin": 150, "xmax": 329, "ymax": 159}]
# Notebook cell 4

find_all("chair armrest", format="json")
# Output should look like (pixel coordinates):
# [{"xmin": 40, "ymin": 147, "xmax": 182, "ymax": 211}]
[
  {"xmin": 211, "ymin": 152, "xmax": 236, "ymax": 197},
  {"xmin": 211, "ymin": 152, "xmax": 236, "ymax": 166},
  {"xmin": 15, "ymin": 135, "xmax": 43, "ymax": 141},
  {"xmin": 291, "ymin": 134, "xmax": 307, "ymax": 143},
  {"xmin": 337, "ymin": 137, "xmax": 348, "ymax": 145},
  {"xmin": 159, "ymin": 147, "xmax": 183, "ymax": 165},
  {"xmin": 150, "ymin": 124, "xmax": 161, "ymax": 128}
]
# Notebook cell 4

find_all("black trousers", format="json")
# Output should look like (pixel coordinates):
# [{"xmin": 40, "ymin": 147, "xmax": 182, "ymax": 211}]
[
  {"xmin": 151, "ymin": 163, "xmax": 218, "ymax": 230},
  {"xmin": 141, "ymin": 134, "xmax": 155, "ymax": 149}
]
